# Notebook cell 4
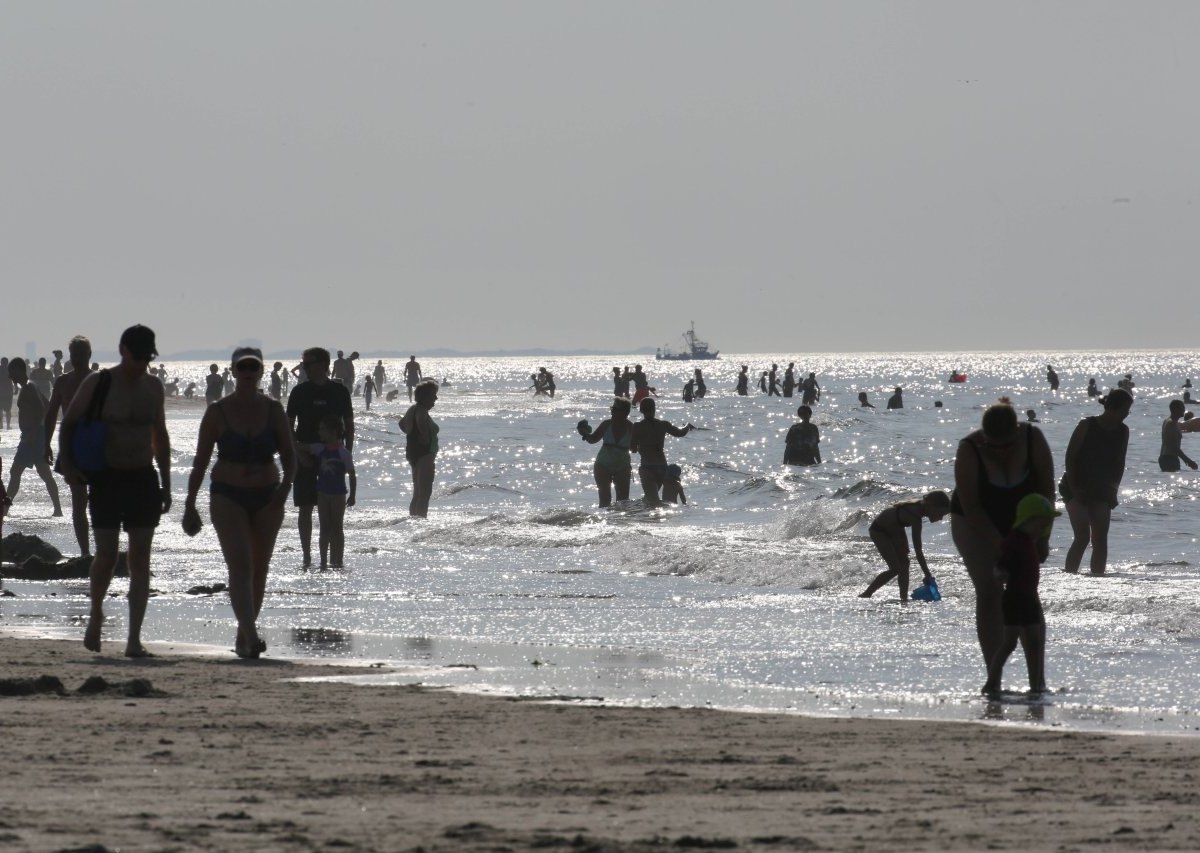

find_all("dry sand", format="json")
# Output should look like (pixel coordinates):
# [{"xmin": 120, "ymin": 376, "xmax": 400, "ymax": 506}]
[{"xmin": 2, "ymin": 634, "xmax": 1198, "ymax": 851}]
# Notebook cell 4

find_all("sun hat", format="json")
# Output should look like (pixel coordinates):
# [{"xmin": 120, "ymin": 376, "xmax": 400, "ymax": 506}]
[{"xmin": 1013, "ymin": 494, "xmax": 1062, "ymax": 529}]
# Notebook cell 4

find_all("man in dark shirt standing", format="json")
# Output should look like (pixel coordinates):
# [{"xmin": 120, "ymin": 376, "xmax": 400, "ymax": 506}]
[{"xmin": 287, "ymin": 347, "xmax": 354, "ymax": 568}]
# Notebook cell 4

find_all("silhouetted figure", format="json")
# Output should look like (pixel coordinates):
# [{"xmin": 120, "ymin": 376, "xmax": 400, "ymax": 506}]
[
  {"xmin": 373, "ymin": 360, "xmax": 386, "ymax": 399},
  {"xmin": 1062, "ymin": 390, "xmax": 1132, "ymax": 575},
  {"xmin": 767, "ymin": 364, "xmax": 780, "ymax": 396},
  {"xmin": 858, "ymin": 392, "xmax": 875, "ymax": 408},
  {"xmin": 801, "ymin": 372, "xmax": 821, "ymax": 405},
  {"xmin": 736, "ymin": 366, "xmax": 749, "ymax": 396},
  {"xmin": 1026, "ymin": 409, "xmax": 1039, "ymax": 423},
  {"xmin": 399, "ymin": 380, "xmax": 439, "ymax": 517},
  {"xmin": 577, "ymin": 397, "xmax": 633, "ymax": 507},
  {"xmin": 1158, "ymin": 400, "xmax": 1200, "ymax": 472},
  {"xmin": 630, "ymin": 397, "xmax": 693, "ymax": 504},
  {"xmin": 43, "ymin": 335, "xmax": 94, "ymax": 555},
  {"xmin": 782, "ymin": 363, "xmax": 796, "ymax": 398},
  {"xmin": 404, "ymin": 356, "xmax": 423, "ymax": 401},
  {"xmin": 783, "ymin": 405, "xmax": 821, "ymax": 466},
  {"xmin": 693, "ymin": 369, "xmax": 706, "ymax": 399},
  {"xmin": 30, "ymin": 357, "xmax": 53, "ymax": 400},
  {"xmin": 860, "ymin": 491, "xmax": 950, "ymax": 603},
  {"xmin": 6, "ymin": 358, "xmax": 63, "ymax": 517},
  {"xmin": 1046, "ymin": 365, "xmax": 1059, "ymax": 392},
  {"xmin": 1086, "ymin": 378, "xmax": 1099, "ymax": 397},
  {"xmin": 886, "ymin": 387, "xmax": 904, "ymax": 409}
]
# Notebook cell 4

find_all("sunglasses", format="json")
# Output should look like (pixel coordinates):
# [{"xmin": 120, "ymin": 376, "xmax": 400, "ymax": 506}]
[{"xmin": 236, "ymin": 361, "xmax": 261, "ymax": 372}]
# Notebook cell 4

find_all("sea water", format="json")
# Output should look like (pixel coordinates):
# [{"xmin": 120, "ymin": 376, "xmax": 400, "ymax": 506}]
[{"xmin": 3, "ymin": 350, "xmax": 1200, "ymax": 735}]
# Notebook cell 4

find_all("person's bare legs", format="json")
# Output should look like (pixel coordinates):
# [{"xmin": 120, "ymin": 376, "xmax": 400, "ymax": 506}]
[
  {"xmin": 614, "ymin": 469, "xmax": 630, "ymax": 503},
  {"xmin": 1063, "ymin": 499, "xmax": 1091, "ymax": 573},
  {"xmin": 638, "ymin": 469, "xmax": 663, "ymax": 506},
  {"xmin": 861, "ymin": 531, "xmax": 909, "ymax": 600},
  {"xmin": 952, "ymin": 514, "xmax": 1005, "ymax": 668},
  {"xmin": 32, "ymin": 461, "xmax": 62, "ymax": 515},
  {"xmin": 410, "ymin": 455, "xmax": 435, "ymax": 517},
  {"xmin": 983, "ymin": 626, "xmax": 1021, "ymax": 694},
  {"xmin": 250, "ymin": 500, "xmax": 284, "ymax": 624},
  {"xmin": 593, "ymin": 462, "xmax": 614, "ymax": 508},
  {"xmin": 1021, "ymin": 623, "xmax": 1047, "ymax": 692},
  {"xmin": 68, "ymin": 481, "xmax": 91, "ymax": 556},
  {"xmin": 84, "ymin": 528, "xmax": 121, "ymax": 652},
  {"xmin": 210, "ymin": 494, "xmax": 261, "ymax": 655},
  {"xmin": 1086, "ymin": 503, "xmax": 1112, "ymax": 575},
  {"xmin": 123, "ymin": 527, "xmax": 155, "ymax": 657},
  {"xmin": 327, "ymin": 495, "xmax": 347, "ymax": 567},
  {"xmin": 6, "ymin": 462, "xmax": 24, "ymax": 501},
  {"xmin": 297, "ymin": 505, "xmax": 314, "ymax": 568},
  {"xmin": 316, "ymin": 494, "xmax": 332, "ymax": 568}
]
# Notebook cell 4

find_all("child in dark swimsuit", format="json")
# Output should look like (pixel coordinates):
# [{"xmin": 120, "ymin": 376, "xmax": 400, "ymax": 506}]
[
  {"xmin": 305, "ymin": 414, "xmax": 356, "ymax": 569},
  {"xmin": 860, "ymin": 491, "xmax": 950, "ymax": 603},
  {"xmin": 983, "ymin": 493, "xmax": 1060, "ymax": 696}
]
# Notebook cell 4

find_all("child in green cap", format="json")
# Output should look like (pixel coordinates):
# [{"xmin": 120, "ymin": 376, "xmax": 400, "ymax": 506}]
[{"xmin": 983, "ymin": 493, "xmax": 1061, "ymax": 696}]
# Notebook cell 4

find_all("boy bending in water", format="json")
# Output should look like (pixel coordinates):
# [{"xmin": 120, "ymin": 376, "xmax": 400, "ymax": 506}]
[
  {"xmin": 983, "ymin": 493, "xmax": 1059, "ymax": 696},
  {"xmin": 859, "ymin": 491, "xmax": 950, "ymax": 603}
]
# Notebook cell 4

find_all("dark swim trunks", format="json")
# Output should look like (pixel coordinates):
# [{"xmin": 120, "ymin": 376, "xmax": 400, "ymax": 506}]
[
  {"xmin": 292, "ymin": 463, "xmax": 319, "ymax": 507},
  {"xmin": 88, "ymin": 467, "xmax": 162, "ymax": 531},
  {"xmin": 1159, "ymin": 454, "xmax": 1182, "ymax": 472}
]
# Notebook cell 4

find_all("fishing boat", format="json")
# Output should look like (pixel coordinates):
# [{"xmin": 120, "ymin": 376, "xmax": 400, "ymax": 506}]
[{"xmin": 656, "ymin": 322, "xmax": 719, "ymax": 361}]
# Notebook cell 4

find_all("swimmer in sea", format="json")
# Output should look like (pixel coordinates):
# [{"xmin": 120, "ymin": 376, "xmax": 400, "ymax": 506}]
[
  {"xmin": 630, "ymin": 397, "xmax": 693, "ymax": 505},
  {"xmin": 577, "ymin": 397, "xmax": 633, "ymax": 507}
]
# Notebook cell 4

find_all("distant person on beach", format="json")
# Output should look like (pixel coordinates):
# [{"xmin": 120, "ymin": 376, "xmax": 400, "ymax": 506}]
[
  {"xmin": 736, "ymin": 365, "xmax": 749, "ymax": 396},
  {"xmin": 42, "ymin": 336, "xmax": 93, "ymax": 555},
  {"xmin": 373, "ymin": 360, "xmax": 386, "ymax": 398},
  {"xmin": 204, "ymin": 365, "xmax": 221, "ymax": 404},
  {"xmin": 1046, "ymin": 365, "xmax": 1059, "ymax": 392},
  {"xmin": 30, "ymin": 357, "xmax": 53, "ymax": 400},
  {"xmin": 577, "ymin": 397, "xmax": 633, "ymax": 507},
  {"xmin": 950, "ymin": 399, "xmax": 1055, "ymax": 670},
  {"xmin": 290, "ymin": 360, "xmax": 307, "ymax": 386},
  {"xmin": 363, "ymin": 375, "xmax": 376, "ymax": 410},
  {"xmin": 530, "ymin": 373, "xmax": 550, "ymax": 397},
  {"xmin": 983, "ymin": 494, "xmax": 1059, "ymax": 696},
  {"xmin": 782, "ymin": 363, "xmax": 796, "ymax": 398},
  {"xmin": 269, "ymin": 362, "xmax": 284, "ymax": 400},
  {"xmin": 858, "ymin": 392, "xmax": 875, "ymax": 408},
  {"xmin": 859, "ymin": 491, "xmax": 951, "ymax": 603},
  {"xmin": 60, "ymin": 325, "xmax": 171, "ymax": 658},
  {"xmin": 693, "ymin": 368, "xmax": 706, "ymax": 399},
  {"xmin": 5, "ymin": 357, "xmax": 63, "ymax": 517},
  {"xmin": 1086, "ymin": 378, "xmax": 1099, "ymax": 397},
  {"xmin": 682, "ymin": 377, "xmax": 695, "ymax": 403},
  {"xmin": 331, "ymin": 350, "xmax": 351, "ymax": 388},
  {"xmin": 51, "ymin": 350, "xmax": 64, "ymax": 380},
  {"xmin": 183, "ymin": 347, "xmax": 295, "ymax": 657},
  {"xmin": 767, "ymin": 364, "xmax": 780, "ymax": 396},
  {"xmin": 538, "ymin": 367, "xmax": 556, "ymax": 398},
  {"xmin": 1026, "ymin": 409, "xmax": 1039, "ymax": 423},
  {"xmin": 1185, "ymin": 389, "xmax": 1196, "ymax": 405},
  {"xmin": 886, "ymin": 387, "xmax": 904, "ymax": 409},
  {"xmin": 287, "ymin": 347, "xmax": 354, "ymax": 567},
  {"xmin": 783, "ymin": 405, "xmax": 821, "ymax": 466},
  {"xmin": 630, "ymin": 397, "xmax": 693, "ymax": 505},
  {"xmin": 1160, "ymin": 400, "xmax": 1200, "ymax": 472},
  {"xmin": 399, "ymin": 379, "xmax": 439, "ymax": 517},
  {"xmin": 1117, "ymin": 374, "xmax": 1135, "ymax": 394},
  {"xmin": 759, "ymin": 371, "xmax": 768, "ymax": 394},
  {"xmin": 624, "ymin": 365, "xmax": 651, "ymax": 403},
  {"xmin": 0, "ymin": 357, "xmax": 13, "ymax": 429},
  {"xmin": 801, "ymin": 372, "xmax": 821, "ymax": 405},
  {"xmin": 386, "ymin": 388, "xmax": 401, "ymax": 402},
  {"xmin": 222, "ymin": 367, "xmax": 234, "ymax": 397},
  {"xmin": 302, "ymin": 413, "xmax": 356, "ymax": 569},
  {"xmin": 1061, "ymin": 389, "xmax": 1132, "ymax": 576},
  {"xmin": 184, "ymin": 382, "xmax": 196, "ymax": 399},
  {"xmin": 612, "ymin": 366, "xmax": 630, "ymax": 398},
  {"xmin": 404, "ymin": 356, "xmax": 423, "ymax": 401}
]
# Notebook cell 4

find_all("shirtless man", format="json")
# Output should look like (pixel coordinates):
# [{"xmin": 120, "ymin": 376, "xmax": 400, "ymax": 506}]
[
  {"xmin": 404, "ymin": 356, "xmax": 422, "ymax": 401},
  {"xmin": 59, "ymin": 325, "xmax": 171, "ymax": 658},
  {"xmin": 6, "ymin": 358, "xmax": 64, "ymax": 517},
  {"xmin": 1159, "ymin": 400, "xmax": 1200, "ymax": 472},
  {"xmin": 29, "ymin": 357, "xmax": 54, "ymax": 400},
  {"xmin": 43, "ymin": 336, "xmax": 94, "ymax": 555}
]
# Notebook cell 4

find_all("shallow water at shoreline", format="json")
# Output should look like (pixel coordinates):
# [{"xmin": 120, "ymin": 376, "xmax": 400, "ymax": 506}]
[{"xmin": 3, "ymin": 350, "xmax": 1200, "ymax": 736}]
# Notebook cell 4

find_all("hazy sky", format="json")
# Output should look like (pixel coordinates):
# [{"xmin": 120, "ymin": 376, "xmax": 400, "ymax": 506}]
[{"xmin": 4, "ymin": 2, "xmax": 1199, "ymax": 356}]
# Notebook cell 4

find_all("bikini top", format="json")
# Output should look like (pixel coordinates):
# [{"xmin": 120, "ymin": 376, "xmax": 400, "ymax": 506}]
[
  {"xmin": 603, "ymin": 422, "xmax": 631, "ymax": 450},
  {"xmin": 216, "ymin": 400, "xmax": 278, "ymax": 465}
]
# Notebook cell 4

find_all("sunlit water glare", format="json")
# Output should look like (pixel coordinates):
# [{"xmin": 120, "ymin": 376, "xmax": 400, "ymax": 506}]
[{"xmin": 4, "ymin": 350, "xmax": 1200, "ymax": 734}]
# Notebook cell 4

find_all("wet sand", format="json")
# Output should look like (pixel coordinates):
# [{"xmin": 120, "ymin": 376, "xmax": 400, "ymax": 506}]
[{"xmin": 3, "ymin": 634, "xmax": 1198, "ymax": 851}]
